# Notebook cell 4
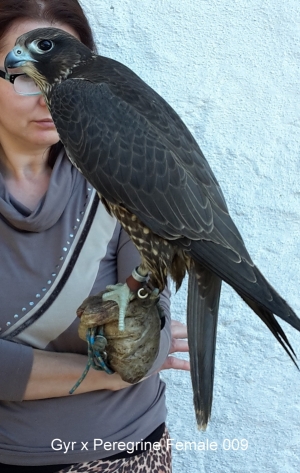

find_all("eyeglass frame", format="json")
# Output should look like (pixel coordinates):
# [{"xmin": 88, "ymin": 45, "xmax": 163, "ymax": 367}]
[{"xmin": 0, "ymin": 69, "xmax": 42, "ymax": 96}]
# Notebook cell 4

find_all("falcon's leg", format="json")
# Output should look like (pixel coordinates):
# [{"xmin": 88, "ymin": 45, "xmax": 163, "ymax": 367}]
[
  {"xmin": 102, "ymin": 283, "xmax": 133, "ymax": 331},
  {"xmin": 102, "ymin": 265, "xmax": 149, "ymax": 330}
]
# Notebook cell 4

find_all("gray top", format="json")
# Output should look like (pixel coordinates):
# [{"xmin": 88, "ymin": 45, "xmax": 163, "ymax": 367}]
[{"xmin": 0, "ymin": 152, "xmax": 171, "ymax": 466}]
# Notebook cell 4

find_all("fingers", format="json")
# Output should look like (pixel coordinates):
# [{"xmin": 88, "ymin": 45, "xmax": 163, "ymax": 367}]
[
  {"xmin": 170, "ymin": 319, "xmax": 188, "ymax": 339},
  {"xmin": 169, "ymin": 319, "xmax": 189, "ymax": 354},
  {"xmin": 157, "ymin": 319, "xmax": 190, "ymax": 372},
  {"xmin": 160, "ymin": 356, "xmax": 190, "ymax": 371},
  {"xmin": 170, "ymin": 338, "xmax": 189, "ymax": 354}
]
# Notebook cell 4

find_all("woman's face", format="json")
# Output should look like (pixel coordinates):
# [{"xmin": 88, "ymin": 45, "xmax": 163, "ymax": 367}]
[{"xmin": 0, "ymin": 19, "xmax": 79, "ymax": 152}]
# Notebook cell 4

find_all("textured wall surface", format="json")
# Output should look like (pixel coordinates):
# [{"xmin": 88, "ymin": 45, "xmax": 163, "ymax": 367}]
[{"xmin": 81, "ymin": 1, "xmax": 300, "ymax": 471}]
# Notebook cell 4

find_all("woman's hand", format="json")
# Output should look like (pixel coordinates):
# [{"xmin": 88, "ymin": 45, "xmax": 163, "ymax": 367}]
[{"xmin": 159, "ymin": 320, "xmax": 190, "ymax": 372}]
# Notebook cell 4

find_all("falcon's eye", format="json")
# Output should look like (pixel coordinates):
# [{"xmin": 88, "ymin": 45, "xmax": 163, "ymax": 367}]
[{"xmin": 37, "ymin": 40, "xmax": 53, "ymax": 52}]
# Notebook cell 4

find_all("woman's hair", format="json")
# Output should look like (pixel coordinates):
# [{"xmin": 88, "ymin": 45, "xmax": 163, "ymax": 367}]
[
  {"xmin": 0, "ymin": 0, "xmax": 97, "ymax": 166},
  {"xmin": 0, "ymin": 0, "xmax": 96, "ymax": 50}
]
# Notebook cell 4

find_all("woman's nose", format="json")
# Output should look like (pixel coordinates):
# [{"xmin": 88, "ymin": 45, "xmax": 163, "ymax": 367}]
[{"xmin": 38, "ymin": 94, "xmax": 47, "ymax": 107}]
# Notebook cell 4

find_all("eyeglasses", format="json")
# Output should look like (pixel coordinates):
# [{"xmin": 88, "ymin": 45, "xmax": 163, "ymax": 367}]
[{"xmin": 0, "ymin": 69, "xmax": 41, "ymax": 96}]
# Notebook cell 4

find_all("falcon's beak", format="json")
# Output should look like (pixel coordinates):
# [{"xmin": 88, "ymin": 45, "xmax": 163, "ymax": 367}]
[{"xmin": 4, "ymin": 46, "xmax": 37, "ymax": 71}]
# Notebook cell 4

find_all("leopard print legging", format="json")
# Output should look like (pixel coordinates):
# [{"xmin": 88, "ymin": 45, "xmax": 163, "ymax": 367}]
[{"xmin": 56, "ymin": 427, "xmax": 171, "ymax": 473}]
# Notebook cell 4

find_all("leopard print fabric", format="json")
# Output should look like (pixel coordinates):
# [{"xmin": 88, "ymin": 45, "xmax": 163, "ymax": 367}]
[{"xmin": 56, "ymin": 427, "xmax": 171, "ymax": 473}]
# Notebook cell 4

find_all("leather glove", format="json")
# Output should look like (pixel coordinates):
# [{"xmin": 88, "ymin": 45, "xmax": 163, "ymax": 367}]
[{"xmin": 77, "ymin": 289, "xmax": 162, "ymax": 383}]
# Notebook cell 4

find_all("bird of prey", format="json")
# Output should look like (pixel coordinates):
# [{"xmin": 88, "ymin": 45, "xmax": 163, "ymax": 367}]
[{"xmin": 5, "ymin": 28, "xmax": 300, "ymax": 430}]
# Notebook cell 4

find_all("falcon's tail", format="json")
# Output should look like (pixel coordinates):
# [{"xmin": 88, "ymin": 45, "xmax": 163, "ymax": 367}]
[
  {"xmin": 190, "ymin": 240, "xmax": 300, "ymax": 368},
  {"xmin": 187, "ymin": 262, "xmax": 222, "ymax": 430}
]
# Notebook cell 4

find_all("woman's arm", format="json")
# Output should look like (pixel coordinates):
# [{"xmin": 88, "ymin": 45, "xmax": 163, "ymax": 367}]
[
  {"xmin": 23, "ymin": 348, "xmax": 131, "ymax": 401},
  {"xmin": 2, "ymin": 319, "xmax": 189, "ymax": 402},
  {"xmin": 24, "ymin": 317, "xmax": 190, "ymax": 401},
  {"xmin": 0, "ymin": 339, "xmax": 130, "ymax": 403},
  {"xmin": 0, "ymin": 339, "xmax": 34, "ymax": 401}
]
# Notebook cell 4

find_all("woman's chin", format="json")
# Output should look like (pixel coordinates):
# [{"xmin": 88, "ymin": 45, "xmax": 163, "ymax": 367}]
[{"xmin": 30, "ymin": 128, "xmax": 60, "ymax": 147}]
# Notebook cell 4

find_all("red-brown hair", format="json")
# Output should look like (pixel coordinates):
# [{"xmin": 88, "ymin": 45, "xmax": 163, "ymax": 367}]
[
  {"xmin": 0, "ymin": 0, "xmax": 97, "ymax": 166},
  {"xmin": 0, "ymin": 0, "xmax": 96, "ymax": 50}
]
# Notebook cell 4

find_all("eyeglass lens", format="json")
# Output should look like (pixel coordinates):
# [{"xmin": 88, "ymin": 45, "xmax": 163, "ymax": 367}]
[{"xmin": 14, "ymin": 75, "xmax": 41, "ymax": 96}]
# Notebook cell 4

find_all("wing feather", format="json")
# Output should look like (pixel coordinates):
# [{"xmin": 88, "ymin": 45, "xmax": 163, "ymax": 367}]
[{"xmin": 50, "ymin": 76, "xmax": 247, "ymax": 259}]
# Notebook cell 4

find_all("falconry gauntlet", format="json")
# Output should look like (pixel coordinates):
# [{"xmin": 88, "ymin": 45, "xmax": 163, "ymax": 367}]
[{"xmin": 77, "ymin": 290, "xmax": 162, "ymax": 384}]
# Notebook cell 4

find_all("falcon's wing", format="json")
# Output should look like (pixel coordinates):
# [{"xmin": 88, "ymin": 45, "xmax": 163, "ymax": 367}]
[{"xmin": 50, "ymin": 69, "xmax": 250, "ymax": 262}]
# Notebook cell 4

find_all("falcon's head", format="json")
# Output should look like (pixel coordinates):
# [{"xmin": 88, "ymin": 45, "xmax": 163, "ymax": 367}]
[{"xmin": 4, "ymin": 27, "xmax": 94, "ymax": 94}]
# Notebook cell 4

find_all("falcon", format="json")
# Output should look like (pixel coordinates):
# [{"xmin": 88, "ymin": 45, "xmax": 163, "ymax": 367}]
[{"xmin": 5, "ymin": 28, "xmax": 300, "ymax": 430}]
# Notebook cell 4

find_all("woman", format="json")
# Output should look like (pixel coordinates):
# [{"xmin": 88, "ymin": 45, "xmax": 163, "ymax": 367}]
[{"xmin": 0, "ymin": 1, "xmax": 189, "ymax": 471}]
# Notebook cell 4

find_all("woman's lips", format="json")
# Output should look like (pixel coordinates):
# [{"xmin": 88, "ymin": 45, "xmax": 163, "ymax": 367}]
[{"xmin": 34, "ymin": 119, "xmax": 55, "ymax": 128}]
